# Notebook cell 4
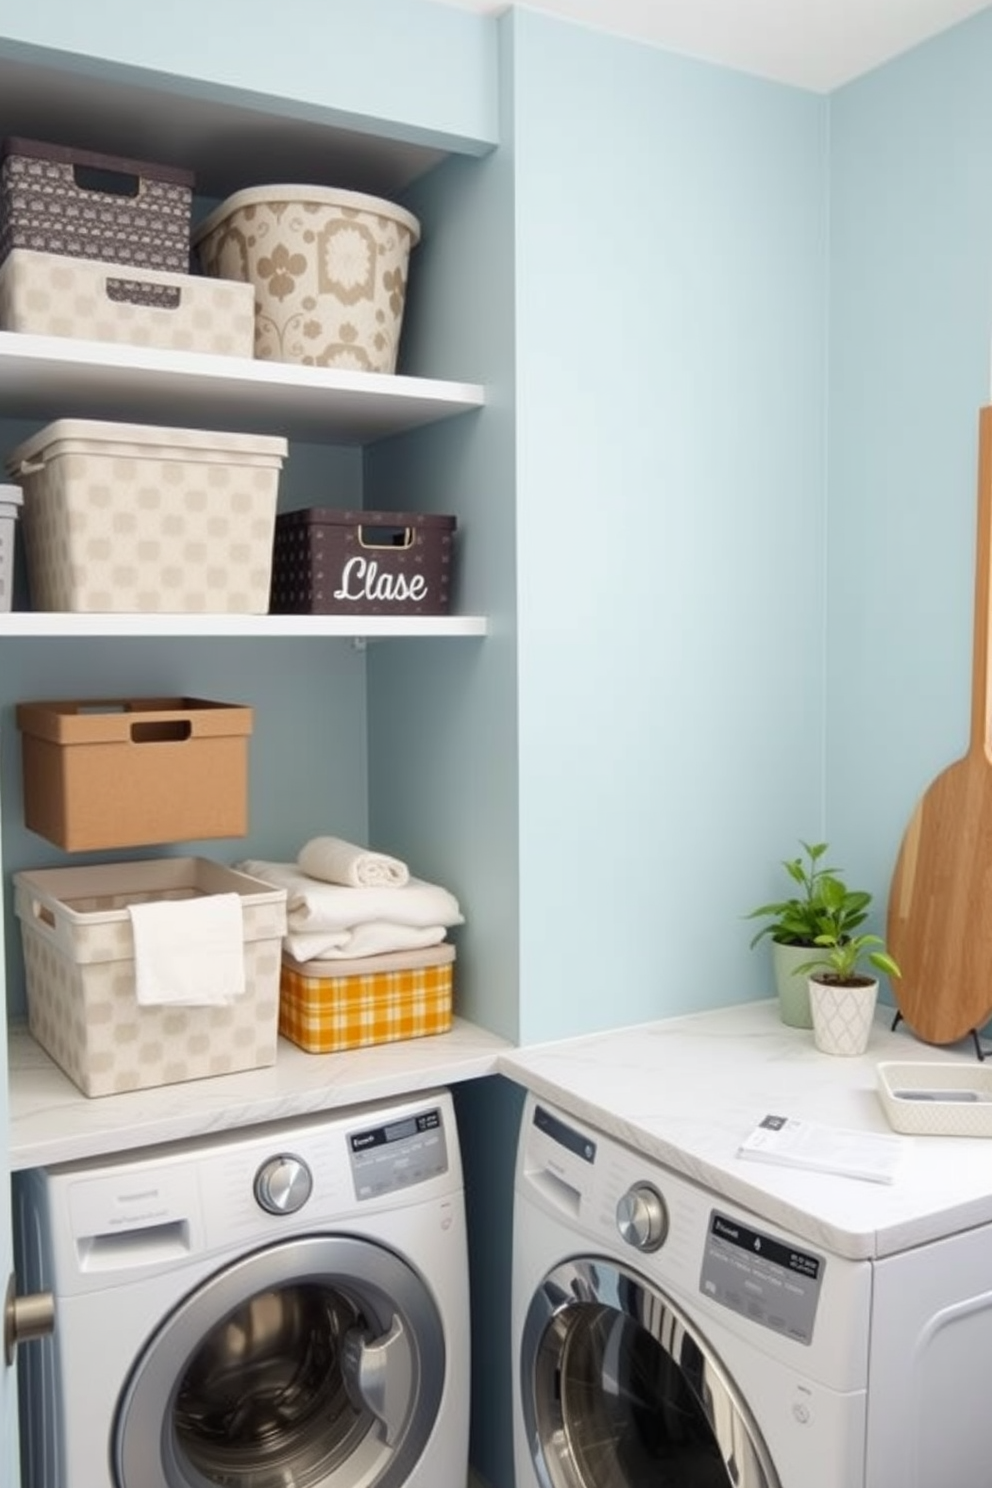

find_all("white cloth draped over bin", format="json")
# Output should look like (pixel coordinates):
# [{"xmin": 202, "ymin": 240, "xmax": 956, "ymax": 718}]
[
  {"xmin": 235, "ymin": 859, "xmax": 463, "ymax": 963},
  {"xmin": 128, "ymin": 893, "xmax": 246, "ymax": 1006}
]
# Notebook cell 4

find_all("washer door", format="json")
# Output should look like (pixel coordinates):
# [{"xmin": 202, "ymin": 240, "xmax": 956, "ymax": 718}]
[
  {"xmin": 114, "ymin": 1234, "xmax": 445, "ymax": 1488},
  {"xmin": 521, "ymin": 1257, "xmax": 781, "ymax": 1488}
]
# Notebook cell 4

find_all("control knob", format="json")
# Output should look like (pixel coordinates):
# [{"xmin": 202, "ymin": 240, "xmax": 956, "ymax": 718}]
[
  {"xmin": 254, "ymin": 1154, "xmax": 313, "ymax": 1215},
  {"xmin": 616, "ymin": 1183, "xmax": 668, "ymax": 1252}
]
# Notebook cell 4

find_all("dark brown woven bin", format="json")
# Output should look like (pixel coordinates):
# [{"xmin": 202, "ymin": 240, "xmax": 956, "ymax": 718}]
[
  {"xmin": 0, "ymin": 137, "xmax": 195, "ymax": 272},
  {"xmin": 270, "ymin": 508, "xmax": 456, "ymax": 617}
]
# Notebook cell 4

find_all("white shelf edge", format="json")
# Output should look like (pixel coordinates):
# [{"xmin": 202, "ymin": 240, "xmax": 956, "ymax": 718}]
[
  {"xmin": 0, "ymin": 613, "xmax": 488, "ymax": 638},
  {"xmin": 7, "ymin": 1019, "xmax": 514, "ymax": 1171},
  {"xmin": 0, "ymin": 332, "xmax": 485, "ymax": 444}
]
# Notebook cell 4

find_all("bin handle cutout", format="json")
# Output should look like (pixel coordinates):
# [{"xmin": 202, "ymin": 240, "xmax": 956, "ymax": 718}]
[
  {"xmin": 29, "ymin": 900, "xmax": 56, "ymax": 930},
  {"xmin": 130, "ymin": 721, "xmax": 192, "ymax": 744},
  {"xmin": 72, "ymin": 163, "xmax": 141, "ymax": 199},
  {"xmin": 357, "ymin": 524, "xmax": 414, "ymax": 552},
  {"xmin": 105, "ymin": 279, "xmax": 182, "ymax": 312}
]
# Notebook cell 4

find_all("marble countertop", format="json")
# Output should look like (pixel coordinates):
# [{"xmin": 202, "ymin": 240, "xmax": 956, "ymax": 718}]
[
  {"xmin": 497, "ymin": 999, "xmax": 992, "ymax": 1260},
  {"xmin": 8, "ymin": 1017, "xmax": 512, "ymax": 1170}
]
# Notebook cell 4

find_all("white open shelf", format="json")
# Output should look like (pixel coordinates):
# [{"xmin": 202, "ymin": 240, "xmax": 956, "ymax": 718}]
[
  {"xmin": 0, "ymin": 612, "xmax": 488, "ymax": 638},
  {"xmin": 0, "ymin": 332, "xmax": 485, "ymax": 445}
]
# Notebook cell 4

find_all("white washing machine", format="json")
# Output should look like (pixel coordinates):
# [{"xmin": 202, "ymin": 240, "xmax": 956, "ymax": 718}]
[
  {"xmin": 14, "ymin": 1086, "xmax": 470, "ymax": 1488},
  {"xmin": 512, "ymin": 1092, "xmax": 992, "ymax": 1488}
]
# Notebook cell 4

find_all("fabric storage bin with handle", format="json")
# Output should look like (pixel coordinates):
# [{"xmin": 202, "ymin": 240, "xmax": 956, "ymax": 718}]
[
  {"xmin": 0, "ymin": 136, "xmax": 195, "ymax": 272},
  {"xmin": 278, "ymin": 943, "xmax": 455, "ymax": 1053},
  {"xmin": 14, "ymin": 858, "xmax": 287, "ymax": 1097},
  {"xmin": 0, "ymin": 248, "xmax": 256, "ymax": 356},
  {"xmin": 7, "ymin": 419, "xmax": 287, "ymax": 613},
  {"xmin": 270, "ymin": 507, "xmax": 456, "ymax": 616}
]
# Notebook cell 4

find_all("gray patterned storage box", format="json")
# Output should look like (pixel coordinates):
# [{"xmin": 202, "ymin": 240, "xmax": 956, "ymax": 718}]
[
  {"xmin": 14, "ymin": 858, "xmax": 288, "ymax": 1097},
  {"xmin": 0, "ymin": 136, "xmax": 194, "ymax": 272}
]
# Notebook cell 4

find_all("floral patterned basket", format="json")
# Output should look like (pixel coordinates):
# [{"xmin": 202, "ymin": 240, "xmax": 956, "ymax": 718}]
[{"xmin": 192, "ymin": 185, "xmax": 420, "ymax": 373}]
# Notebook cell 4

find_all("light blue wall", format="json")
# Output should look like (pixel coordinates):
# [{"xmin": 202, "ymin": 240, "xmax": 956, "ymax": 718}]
[
  {"xmin": 365, "ymin": 134, "xmax": 520, "ymax": 1041},
  {"xmin": 506, "ymin": 11, "xmax": 830, "ymax": 1043},
  {"xmin": 827, "ymin": 8, "xmax": 992, "ymax": 1000}
]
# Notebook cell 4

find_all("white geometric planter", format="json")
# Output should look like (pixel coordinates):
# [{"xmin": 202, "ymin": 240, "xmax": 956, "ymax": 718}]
[{"xmin": 808, "ymin": 977, "xmax": 878, "ymax": 1057}]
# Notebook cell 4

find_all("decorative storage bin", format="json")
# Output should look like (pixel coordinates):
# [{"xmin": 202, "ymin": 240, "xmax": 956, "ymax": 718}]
[
  {"xmin": 193, "ymin": 185, "xmax": 420, "ymax": 372},
  {"xmin": 270, "ymin": 508, "xmax": 456, "ymax": 617},
  {"xmin": 0, "ymin": 137, "xmax": 195, "ymax": 273},
  {"xmin": 0, "ymin": 481, "xmax": 21, "ymax": 612},
  {"xmin": 279, "ymin": 943, "xmax": 455, "ymax": 1054},
  {"xmin": 0, "ymin": 248, "xmax": 256, "ymax": 356},
  {"xmin": 14, "ymin": 858, "xmax": 288, "ymax": 1097},
  {"xmin": 6, "ymin": 418, "xmax": 287, "ymax": 613},
  {"xmin": 17, "ymin": 696, "xmax": 254, "ymax": 851}
]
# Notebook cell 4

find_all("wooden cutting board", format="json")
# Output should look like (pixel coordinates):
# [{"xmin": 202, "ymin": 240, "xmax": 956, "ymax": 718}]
[{"xmin": 888, "ymin": 405, "xmax": 992, "ymax": 1045}]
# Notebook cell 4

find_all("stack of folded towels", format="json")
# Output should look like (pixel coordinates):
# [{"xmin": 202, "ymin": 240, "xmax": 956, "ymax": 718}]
[{"xmin": 237, "ymin": 836, "xmax": 463, "ymax": 963}]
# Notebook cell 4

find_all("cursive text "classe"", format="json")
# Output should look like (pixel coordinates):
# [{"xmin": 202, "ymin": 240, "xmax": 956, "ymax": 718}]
[{"xmin": 334, "ymin": 556, "xmax": 428, "ymax": 603}]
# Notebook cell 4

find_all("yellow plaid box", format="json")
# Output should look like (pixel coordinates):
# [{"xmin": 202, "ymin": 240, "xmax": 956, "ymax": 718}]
[{"xmin": 279, "ymin": 944, "xmax": 455, "ymax": 1054}]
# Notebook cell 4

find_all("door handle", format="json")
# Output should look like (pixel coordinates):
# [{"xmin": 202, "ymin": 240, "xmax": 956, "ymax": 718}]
[
  {"xmin": 341, "ymin": 1315, "xmax": 412, "ymax": 1445},
  {"xmin": 4, "ymin": 1274, "xmax": 55, "ymax": 1366}
]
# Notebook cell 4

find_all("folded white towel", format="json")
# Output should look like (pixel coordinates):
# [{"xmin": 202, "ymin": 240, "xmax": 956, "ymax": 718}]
[
  {"xmin": 128, "ymin": 893, "xmax": 245, "ymax": 1007},
  {"xmin": 298, "ymin": 836, "xmax": 410, "ymax": 889},
  {"xmin": 283, "ymin": 943, "xmax": 454, "ymax": 977},
  {"xmin": 236, "ymin": 861, "xmax": 463, "ymax": 935},
  {"xmin": 284, "ymin": 922, "xmax": 449, "ymax": 963}
]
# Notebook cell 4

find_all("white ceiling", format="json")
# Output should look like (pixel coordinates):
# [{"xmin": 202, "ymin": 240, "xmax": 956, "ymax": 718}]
[{"xmin": 435, "ymin": 0, "xmax": 991, "ymax": 91}]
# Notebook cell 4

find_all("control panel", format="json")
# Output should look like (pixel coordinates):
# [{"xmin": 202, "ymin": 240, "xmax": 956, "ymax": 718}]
[
  {"xmin": 700, "ymin": 1209, "xmax": 824, "ymax": 1345},
  {"xmin": 348, "ymin": 1107, "xmax": 448, "ymax": 1200}
]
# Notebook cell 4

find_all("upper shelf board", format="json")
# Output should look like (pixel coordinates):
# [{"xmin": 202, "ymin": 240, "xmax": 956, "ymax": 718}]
[
  {"xmin": 0, "ymin": 333, "xmax": 485, "ymax": 445},
  {"xmin": 0, "ymin": 47, "xmax": 487, "ymax": 199}
]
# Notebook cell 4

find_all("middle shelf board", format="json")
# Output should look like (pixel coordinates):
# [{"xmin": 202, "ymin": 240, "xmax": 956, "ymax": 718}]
[
  {"xmin": 0, "ymin": 333, "xmax": 485, "ymax": 445},
  {"xmin": 0, "ymin": 613, "xmax": 488, "ymax": 639}
]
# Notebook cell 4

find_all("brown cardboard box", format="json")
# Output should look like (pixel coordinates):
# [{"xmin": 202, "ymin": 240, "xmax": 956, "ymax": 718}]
[{"xmin": 17, "ymin": 697, "xmax": 253, "ymax": 850}]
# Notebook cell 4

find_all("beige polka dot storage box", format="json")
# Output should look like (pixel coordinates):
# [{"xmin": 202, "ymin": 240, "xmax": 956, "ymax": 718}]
[
  {"xmin": 0, "ymin": 481, "xmax": 21, "ymax": 611},
  {"xmin": 14, "ymin": 857, "xmax": 288, "ymax": 1097},
  {"xmin": 0, "ymin": 248, "xmax": 256, "ymax": 357},
  {"xmin": 6, "ymin": 419, "xmax": 287, "ymax": 612},
  {"xmin": 193, "ymin": 185, "xmax": 420, "ymax": 372}
]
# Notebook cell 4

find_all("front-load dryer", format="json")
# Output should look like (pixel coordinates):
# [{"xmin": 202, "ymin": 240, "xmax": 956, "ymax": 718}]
[
  {"xmin": 511, "ymin": 1093, "xmax": 873, "ymax": 1488},
  {"xmin": 14, "ymin": 1087, "xmax": 469, "ymax": 1488}
]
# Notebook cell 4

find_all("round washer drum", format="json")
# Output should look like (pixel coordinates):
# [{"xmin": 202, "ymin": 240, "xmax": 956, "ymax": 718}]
[
  {"xmin": 115, "ymin": 1234, "xmax": 445, "ymax": 1488},
  {"xmin": 520, "ymin": 1256, "xmax": 779, "ymax": 1488}
]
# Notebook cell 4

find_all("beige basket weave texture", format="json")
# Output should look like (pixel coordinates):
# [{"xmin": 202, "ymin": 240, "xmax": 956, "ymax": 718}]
[
  {"xmin": 15, "ymin": 858, "xmax": 287, "ymax": 1097},
  {"xmin": 6, "ymin": 419, "xmax": 287, "ymax": 613},
  {"xmin": 0, "ymin": 248, "xmax": 256, "ymax": 356}
]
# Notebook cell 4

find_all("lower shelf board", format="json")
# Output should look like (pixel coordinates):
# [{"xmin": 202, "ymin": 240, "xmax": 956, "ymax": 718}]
[
  {"xmin": 7, "ymin": 1017, "xmax": 512, "ymax": 1171},
  {"xmin": 0, "ymin": 612, "xmax": 488, "ymax": 639}
]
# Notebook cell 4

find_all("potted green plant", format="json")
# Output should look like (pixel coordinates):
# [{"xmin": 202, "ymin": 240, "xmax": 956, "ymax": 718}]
[
  {"xmin": 745, "ymin": 840, "xmax": 838, "ymax": 1028},
  {"xmin": 793, "ymin": 875, "xmax": 901, "ymax": 1056}
]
